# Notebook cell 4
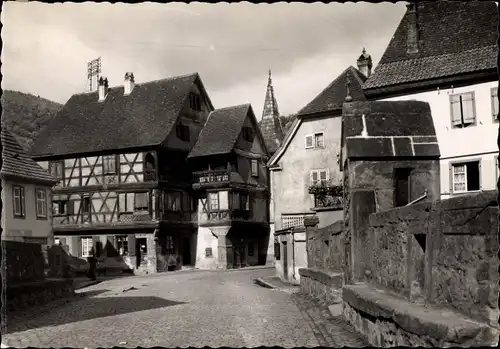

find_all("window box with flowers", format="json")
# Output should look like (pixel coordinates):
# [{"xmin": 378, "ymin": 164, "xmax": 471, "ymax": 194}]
[{"xmin": 308, "ymin": 179, "xmax": 344, "ymax": 209}]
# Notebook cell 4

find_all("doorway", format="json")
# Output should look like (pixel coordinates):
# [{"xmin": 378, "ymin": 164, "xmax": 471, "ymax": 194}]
[
  {"xmin": 182, "ymin": 237, "xmax": 191, "ymax": 265},
  {"xmin": 135, "ymin": 238, "xmax": 147, "ymax": 268},
  {"xmin": 282, "ymin": 241, "xmax": 288, "ymax": 280}
]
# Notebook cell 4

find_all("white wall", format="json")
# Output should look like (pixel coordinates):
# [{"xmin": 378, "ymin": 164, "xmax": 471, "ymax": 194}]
[
  {"xmin": 272, "ymin": 115, "xmax": 343, "ymax": 230},
  {"xmin": 381, "ymin": 81, "xmax": 498, "ymax": 197},
  {"xmin": 1, "ymin": 179, "xmax": 54, "ymax": 243}
]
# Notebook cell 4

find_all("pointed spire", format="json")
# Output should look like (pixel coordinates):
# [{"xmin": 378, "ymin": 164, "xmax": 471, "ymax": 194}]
[{"xmin": 260, "ymin": 69, "xmax": 285, "ymax": 154}]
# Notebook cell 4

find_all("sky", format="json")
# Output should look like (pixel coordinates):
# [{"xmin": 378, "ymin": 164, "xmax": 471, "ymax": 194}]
[{"xmin": 1, "ymin": 2, "xmax": 406, "ymax": 118}]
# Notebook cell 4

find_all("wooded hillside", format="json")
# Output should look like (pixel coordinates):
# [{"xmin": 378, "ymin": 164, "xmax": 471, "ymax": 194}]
[{"xmin": 2, "ymin": 90, "xmax": 62, "ymax": 152}]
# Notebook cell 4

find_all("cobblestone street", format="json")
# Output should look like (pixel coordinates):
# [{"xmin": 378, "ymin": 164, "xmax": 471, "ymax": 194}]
[{"xmin": 3, "ymin": 268, "xmax": 366, "ymax": 348}]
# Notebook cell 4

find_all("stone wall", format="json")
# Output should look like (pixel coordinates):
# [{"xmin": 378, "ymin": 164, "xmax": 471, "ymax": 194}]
[
  {"xmin": 363, "ymin": 190, "xmax": 499, "ymax": 325},
  {"xmin": 306, "ymin": 220, "xmax": 344, "ymax": 271},
  {"xmin": 1, "ymin": 240, "xmax": 46, "ymax": 284}
]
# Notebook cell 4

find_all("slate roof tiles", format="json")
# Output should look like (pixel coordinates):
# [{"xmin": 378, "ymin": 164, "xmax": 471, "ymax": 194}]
[
  {"xmin": 364, "ymin": 1, "xmax": 498, "ymax": 90},
  {"xmin": 31, "ymin": 73, "xmax": 207, "ymax": 158},
  {"xmin": 1, "ymin": 128, "xmax": 58, "ymax": 184}
]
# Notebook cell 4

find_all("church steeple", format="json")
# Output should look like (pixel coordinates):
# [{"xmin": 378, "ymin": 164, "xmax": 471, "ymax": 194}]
[{"xmin": 260, "ymin": 69, "xmax": 284, "ymax": 155}]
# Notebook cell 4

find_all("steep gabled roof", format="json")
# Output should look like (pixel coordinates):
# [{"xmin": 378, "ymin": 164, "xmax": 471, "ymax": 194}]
[
  {"xmin": 188, "ymin": 104, "xmax": 259, "ymax": 158},
  {"xmin": 267, "ymin": 116, "xmax": 302, "ymax": 167},
  {"xmin": 31, "ymin": 73, "xmax": 213, "ymax": 158},
  {"xmin": 297, "ymin": 66, "xmax": 367, "ymax": 116},
  {"xmin": 364, "ymin": 1, "xmax": 498, "ymax": 92},
  {"xmin": 1, "ymin": 127, "xmax": 58, "ymax": 184}
]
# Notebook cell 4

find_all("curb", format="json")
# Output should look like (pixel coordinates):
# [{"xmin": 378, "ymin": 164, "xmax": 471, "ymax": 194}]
[
  {"xmin": 253, "ymin": 278, "xmax": 276, "ymax": 289},
  {"xmin": 74, "ymin": 280, "xmax": 102, "ymax": 290}
]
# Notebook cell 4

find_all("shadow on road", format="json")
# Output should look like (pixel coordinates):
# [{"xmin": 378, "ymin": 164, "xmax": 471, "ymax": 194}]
[{"xmin": 5, "ymin": 289, "xmax": 186, "ymax": 334}]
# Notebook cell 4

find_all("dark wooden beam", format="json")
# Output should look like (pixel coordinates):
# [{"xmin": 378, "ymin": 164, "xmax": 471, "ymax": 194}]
[
  {"xmin": 52, "ymin": 181, "xmax": 159, "ymax": 194},
  {"xmin": 53, "ymin": 221, "xmax": 159, "ymax": 233}
]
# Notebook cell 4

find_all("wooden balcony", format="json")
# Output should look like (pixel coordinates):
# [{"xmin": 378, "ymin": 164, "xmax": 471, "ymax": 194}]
[
  {"xmin": 281, "ymin": 212, "xmax": 317, "ymax": 229},
  {"xmin": 193, "ymin": 169, "xmax": 230, "ymax": 185},
  {"xmin": 198, "ymin": 209, "xmax": 251, "ymax": 225}
]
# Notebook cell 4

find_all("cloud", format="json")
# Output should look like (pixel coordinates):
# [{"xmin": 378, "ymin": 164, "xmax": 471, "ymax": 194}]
[{"xmin": 1, "ymin": 2, "xmax": 406, "ymax": 116}]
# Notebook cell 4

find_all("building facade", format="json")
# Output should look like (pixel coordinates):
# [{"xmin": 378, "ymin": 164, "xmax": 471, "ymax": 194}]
[
  {"xmin": 1, "ymin": 128, "xmax": 58, "ymax": 244},
  {"xmin": 30, "ymin": 72, "xmax": 272, "ymax": 274},
  {"xmin": 188, "ymin": 104, "xmax": 272, "ymax": 269},
  {"xmin": 267, "ymin": 60, "xmax": 370, "ymax": 283},
  {"xmin": 363, "ymin": 1, "xmax": 498, "ymax": 200}
]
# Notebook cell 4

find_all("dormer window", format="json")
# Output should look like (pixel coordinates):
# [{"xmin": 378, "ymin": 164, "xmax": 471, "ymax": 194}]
[
  {"xmin": 242, "ymin": 127, "xmax": 253, "ymax": 142},
  {"xmin": 176, "ymin": 124, "xmax": 190, "ymax": 142},
  {"xmin": 189, "ymin": 92, "xmax": 201, "ymax": 111}
]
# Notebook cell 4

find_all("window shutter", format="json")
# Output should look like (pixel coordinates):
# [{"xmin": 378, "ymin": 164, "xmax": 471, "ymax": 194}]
[
  {"xmin": 492, "ymin": 88, "xmax": 499, "ymax": 120},
  {"xmin": 305, "ymin": 135, "xmax": 313, "ymax": 149},
  {"xmin": 251, "ymin": 159, "xmax": 258, "ymax": 177},
  {"xmin": 310, "ymin": 171, "xmax": 318, "ymax": 185},
  {"xmin": 462, "ymin": 93, "xmax": 475, "ymax": 124},
  {"xmin": 219, "ymin": 191, "xmax": 229, "ymax": 210},
  {"xmin": 450, "ymin": 94, "xmax": 462, "ymax": 126},
  {"xmin": 21, "ymin": 187, "xmax": 25, "ymax": 215},
  {"xmin": 320, "ymin": 169, "xmax": 329, "ymax": 182}
]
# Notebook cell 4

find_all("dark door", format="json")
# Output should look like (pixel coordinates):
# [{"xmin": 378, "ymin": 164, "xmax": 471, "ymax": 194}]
[
  {"xmin": 135, "ymin": 238, "xmax": 147, "ymax": 268},
  {"xmin": 395, "ymin": 168, "xmax": 412, "ymax": 207},
  {"xmin": 182, "ymin": 237, "xmax": 191, "ymax": 265},
  {"xmin": 282, "ymin": 242, "xmax": 288, "ymax": 280}
]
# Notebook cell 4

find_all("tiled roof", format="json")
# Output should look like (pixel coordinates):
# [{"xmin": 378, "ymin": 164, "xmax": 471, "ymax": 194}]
[
  {"xmin": 342, "ymin": 101, "xmax": 440, "ymax": 159},
  {"xmin": 260, "ymin": 70, "xmax": 285, "ymax": 154},
  {"xmin": 188, "ymin": 104, "xmax": 252, "ymax": 158},
  {"xmin": 1, "ymin": 128, "xmax": 58, "ymax": 184},
  {"xmin": 297, "ymin": 66, "xmax": 367, "ymax": 116},
  {"xmin": 31, "ymin": 73, "xmax": 211, "ymax": 158},
  {"xmin": 364, "ymin": 1, "xmax": 498, "ymax": 90}
]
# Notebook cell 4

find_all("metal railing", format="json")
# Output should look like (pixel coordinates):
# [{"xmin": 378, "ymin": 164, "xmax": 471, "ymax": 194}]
[{"xmin": 281, "ymin": 212, "xmax": 316, "ymax": 229}]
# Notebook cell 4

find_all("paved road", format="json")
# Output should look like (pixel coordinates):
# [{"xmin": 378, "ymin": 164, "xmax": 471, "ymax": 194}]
[{"xmin": 3, "ymin": 268, "xmax": 366, "ymax": 348}]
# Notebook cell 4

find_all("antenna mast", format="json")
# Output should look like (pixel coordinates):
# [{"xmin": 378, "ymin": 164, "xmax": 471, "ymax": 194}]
[{"xmin": 87, "ymin": 57, "xmax": 102, "ymax": 92}]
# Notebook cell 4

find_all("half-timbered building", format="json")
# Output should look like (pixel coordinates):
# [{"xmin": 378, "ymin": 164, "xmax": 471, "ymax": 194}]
[
  {"xmin": 187, "ymin": 104, "xmax": 272, "ymax": 269},
  {"xmin": 31, "ymin": 73, "xmax": 215, "ymax": 273}
]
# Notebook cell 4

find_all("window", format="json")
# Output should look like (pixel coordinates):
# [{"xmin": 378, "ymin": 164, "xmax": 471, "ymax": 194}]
[
  {"xmin": 451, "ymin": 161, "xmax": 480, "ymax": 193},
  {"xmin": 248, "ymin": 242, "xmax": 254, "ymax": 257},
  {"xmin": 492, "ymin": 88, "xmax": 498, "ymax": 121},
  {"xmin": 166, "ymin": 235, "xmax": 175, "ymax": 254},
  {"xmin": 305, "ymin": 132, "xmax": 325, "ymax": 149},
  {"xmin": 13, "ymin": 185, "xmax": 25, "ymax": 218},
  {"xmin": 103, "ymin": 155, "xmax": 116, "ymax": 174},
  {"xmin": 189, "ymin": 92, "xmax": 201, "ymax": 111},
  {"xmin": 35, "ymin": 189, "xmax": 47, "ymax": 218},
  {"xmin": 394, "ymin": 168, "xmax": 412, "ymax": 207},
  {"xmin": 116, "ymin": 235, "xmax": 128, "ymax": 255},
  {"xmin": 55, "ymin": 238, "xmax": 61, "ymax": 246},
  {"xmin": 232, "ymin": 192, "xmax": 240, "ymax": 210},
  {"xmin": 240, "ymin": 193, "xmax": 250, "ymax": 211},
  {"xmin": 310, "ymin": 169, "xmax": 329, "ymax": 185},
  {"xmin": 274, "ymin": 242, "xmax": 281, "ymax": 260},
  {"xmin": 165, "ymin": 192, "xmax": 181, "ymax": 212},
  {"xmin": 251, "ymin": 159, "xmax": 259, "ymax": 177},
  {"xmin": 205, "ymin": 247, "xmax": 213, "ymax": 258},
  {"xmin": 81, "ymin": 237, "xmax": 93, "ymax": 258},
  {"xmin": 209, "ymin": 192, "xmax": 219, "ymax": 211},
  {"xmin": 49, "ymin": 161, "xmax": 64, "ymax": 179},
  {"xmin": 314, "ymin": 133, "xmax": 324, "ymax": 148},
  {"xmin": 242, "ymin": 127, "xmax": 254, "ymax": 142},
  {"xmin": 134, "ymin": 192, "xmax": 149, "ymax": 211},
  {"xmin": 176, "ymin": 124, "xmax": 190, "ymax": 142},
  {"xmin": 82, "ymin": 196, "xmax": 91, "ymax": 214},
  {"xmin": 450, "ymin": 92, "xmax": 476, "ymax": 128}
]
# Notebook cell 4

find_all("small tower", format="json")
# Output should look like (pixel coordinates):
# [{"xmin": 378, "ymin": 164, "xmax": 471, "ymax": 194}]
[
  {"xmin": 357, "ymin": 48, "xmax": 373, "ymax": 78},
  {"xmin": 260, "ymin": 69, "xmax": 284, "ymax": 155}
]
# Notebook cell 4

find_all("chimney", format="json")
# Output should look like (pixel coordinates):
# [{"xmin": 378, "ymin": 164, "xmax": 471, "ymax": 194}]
[
  {"xmin": 98, "ymin": 77, "xmax": 109, "ymax": 102},
  {"xmin": 124, "ymin": 72, "xmax": 135, "ymax": 96},
  {"xmin": 406, "ymin": 2, "xmax": 419, "ymax": 54},
  {"xmin": 356, "ymin": 48, "xmax": 373, "ymax": 78}
]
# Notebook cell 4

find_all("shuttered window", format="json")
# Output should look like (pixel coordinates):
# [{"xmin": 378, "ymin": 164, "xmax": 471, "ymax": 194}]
[
  {"xmin": 13, "ymin": 185, "xmax": 25, "ymax": 217},
  {"xmin": 81, "ymin": 237, "xmax": 93, "ymax": 258},
  {"xmin": 451, "ymin": 161, "xmax": 480, "ymax": 193},
  {"xmin": 310, "ymin": 169, "xmax": 329, "ymax": 185},
  {"xmin": 251, "ymin": 159, "xmax": 259, "ymax": 177},
  {"xmin": 450, "ymin": 92, "xmax": 476, "ymax": 128},
  {"xmin": 35, "ymin": 188, "xmax": 47, "ymax": 218}
]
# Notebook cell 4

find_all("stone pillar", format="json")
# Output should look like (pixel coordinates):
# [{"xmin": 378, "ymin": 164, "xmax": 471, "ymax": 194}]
[
  {"xmin": 304, "ymin": 215, "xmax": 319, "ymax": 269},
  {"xmin": 147, "ymin": 232, "xmax": 158, "ymax": 273},
  {"xmin": 211, "ymin": 226, "xmax": 232, "ymax": 269}
]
